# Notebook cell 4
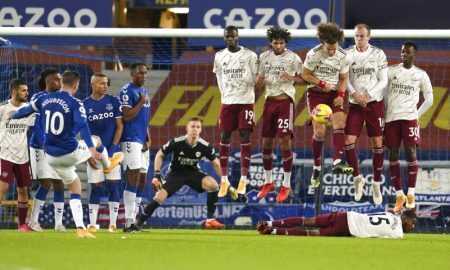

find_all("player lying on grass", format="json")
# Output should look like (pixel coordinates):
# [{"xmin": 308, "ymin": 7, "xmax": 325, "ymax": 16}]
[
  {"xmin": 257, "ymin": 210, "xmax": 416, "ymax": 238},
  {"xmin": 137, "ymin": 118, "xmax": 237, "ymax": 230}
]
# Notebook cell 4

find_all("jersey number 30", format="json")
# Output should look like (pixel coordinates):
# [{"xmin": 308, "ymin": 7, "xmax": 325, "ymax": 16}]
[{"xmin": 45, "ymin": 110, "xmax": 64, "ymax": 135}]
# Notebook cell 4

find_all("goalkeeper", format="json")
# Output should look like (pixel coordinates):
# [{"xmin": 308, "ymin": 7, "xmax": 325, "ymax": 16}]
[{"xmin": 137, "ymin": 118, "xmax": 237, "ymax": 230}]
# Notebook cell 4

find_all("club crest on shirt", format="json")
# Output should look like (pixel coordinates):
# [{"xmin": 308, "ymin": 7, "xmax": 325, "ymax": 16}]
[
  {"xmin": 195, "ymin": 152, "xmax": 201, "ymax": 158},
  {"xmin": 106, "ymin": 103, "xmax": 113, "ymax": 111},
  {"xmin": 239, "ymin": 58, "xmax": 246, "ymax": 67},
  {"xmin": 2, "ymin": 171, "xmax": 7, "ymax": 178}
]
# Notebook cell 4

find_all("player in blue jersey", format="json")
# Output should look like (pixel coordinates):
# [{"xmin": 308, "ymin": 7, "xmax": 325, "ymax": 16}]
[
  {"xmin": 120, "ymin": 63, "xmax": 151, "ymax": 232},
  {"xmin": 83, "ymin": 73, "xmax": 123, "ymax": 233},
  {"xmin": 27, "ymin": 68, "xmax": 68, "ymax": 233},
  {"xmin": 13, "ymin": 70, "xmax": 124, "ymax": 238}
]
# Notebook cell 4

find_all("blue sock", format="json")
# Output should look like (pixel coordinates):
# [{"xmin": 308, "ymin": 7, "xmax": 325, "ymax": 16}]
[
  {"xmin": 35, "ymin": 186, "xmax": 49, "ymax": 201},
  {"xmin": 53, "ymin": 190, "xmax": 64, "ymax": 203},
  {"xmin": 70, "ymin": 194, "xmax": 81, "ymax": 200},
  {"xmin": 125, "ymin": 185, "xmax": 137, "ymax": 193},
  {"xmin": 136, "ymin": 188, "xmax": 144, "ymax": 198},
  {"xmin": 107, "ymin": 182, "xmax": 120, "ymax": 202},
  {"xmin": 97, "ymin": 144, "xmax": 105, "ymax": 153},
  {"xmin": 89, "ymin": 185, "xmax": 102, "ymax": 205}
]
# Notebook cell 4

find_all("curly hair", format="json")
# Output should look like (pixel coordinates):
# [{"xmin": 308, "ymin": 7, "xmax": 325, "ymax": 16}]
[
  {"xmin": 317, "ymin": 23, "xmax": 344, "ymax": 44},
  {"xmin": 38, "ymin": 67, "xmax": 58, "ymax": 90},
  {"xmin": 266, "ymin": 26, "xmax": 291, "ymax": 43}
]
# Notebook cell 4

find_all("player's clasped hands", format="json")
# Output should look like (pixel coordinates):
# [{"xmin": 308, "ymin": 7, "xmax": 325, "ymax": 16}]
[
  {"xmin": 333, "ymin": 96, "xmax": 344, "ymax": 107},
  {"xmin": 321, "ymin": 82, "xmax": 332, "ymax": 92},
  {"xmin": 352, "ymin": 92, "xmax": 368, "ymax": 107},
  {"xmin": 88, "ymin": 147, "xmax": 102, "ymax": 169}
]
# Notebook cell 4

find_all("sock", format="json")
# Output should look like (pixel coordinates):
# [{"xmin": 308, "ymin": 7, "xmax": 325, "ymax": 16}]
[
  {"xmin": 69, "ymin": 194, "xmax": 85, "ymax": 229},
  {"xmin": 275, "ymin": 228, "xmax": 308, "ymax": 236},
  {"xmin": 344, "ymin": 144, "xmax": 359, "ymax": 177},
  {"xmin": 142, "ymin": 199, "xmax": 161, "ymax": 217},
  {"xmin": 390, "ymin": 161, "xmax": 402, "ymax": 191},
  {"xmin": 312, "ymin": 135, "xmax": 324, "ymax": 166},
  {"xmin": 108, "ymin": 201, "xmax": 120, "ymax": 227},
  {"xmin": 123, "ymin": 185, "xmax": 137, "ymax": 220},
  {"xmin": 262, "ymin": 148, "xmax": 273, "ymax": 171},
  {"xmin": 88, "ymin": 204, "xmax": 99, "ymax": 226},
  {"xmin": 407, "ymin": 159, "xmax": 419, "ymax": 189},
  {"xmin": 134, "ymin": 188, "xmax": 144, "ymax": 220},
  {"xmin": 272, "ymin": 217, "xmax": 304, "ymax": 227},
  {"xmin": 407, "ymin": 187, "xmax": 415, "ymax": 196},
  {"xmin": 17, "ymin": 201, "xmax": 28, "ymax": 226},
  {"xmin": 282, "ymin": 149, "xmax": 293, "ymax": 187},
  {"xmin": 313, "ymin": 165, "xmax": 322, "ymax": 171},
  {"xmin": 263, "ymin": 147, "xmax": 273, "ymax": 184},
  {"xmin": 264, "ymin": 170, "xmax": 273, "ymax": 184},
  {"xmin": 207, "ymin": 190, "xmax": 219, "ymax": 219},
  {"xmin": 372, "ymin": 148, "xmax": 384, "ymax": 182},
  {"xmin": 332, "ymin": 129, "xmax": 345, "ymax": 161},
  {"xmin": 30, "ymin": 186, "xmax": 49, "ymax": 224},
  {"xmin": 221, "ymin": 176, "xmax": 229, "ymax": 184},
  {"xmin": 219, "ymin": 143, "xmax": 230, "ymax": 177},
  {"xmin": 98, "ymin": 144, "xmax": 111, "ymax": 168},
  {"xmin": 107, "ymin": 182, "xmax": 120, "ymax": 203},
  {"xmin": 53, "ymin": 190, "xmax": 65, "ymax": 227},
  {"xmin": 240, "ymin": 143, "xmax": 251, "ymax": 179}
]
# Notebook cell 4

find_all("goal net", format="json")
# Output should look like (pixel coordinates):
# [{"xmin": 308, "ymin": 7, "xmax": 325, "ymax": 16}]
[{"xmin": 0, "ymin": 28, "xmax": 448, "ymax": 232}]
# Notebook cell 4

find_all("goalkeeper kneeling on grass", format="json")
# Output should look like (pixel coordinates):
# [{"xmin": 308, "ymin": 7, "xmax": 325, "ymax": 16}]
[
  {"xmin": 257, "ymin": 210, "xmax": 417, "ymax": 238},
  {"xmin": 137, "ymin": 117, "xmax": 238, "ymax": 230}
]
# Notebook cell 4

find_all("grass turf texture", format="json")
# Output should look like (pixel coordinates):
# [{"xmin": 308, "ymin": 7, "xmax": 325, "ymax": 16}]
[{"xmin": 0, "ymin": 230, "xmax": 449, "ymax": 270}]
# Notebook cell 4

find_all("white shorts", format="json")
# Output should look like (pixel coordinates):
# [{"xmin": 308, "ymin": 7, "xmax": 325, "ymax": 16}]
[
  {"xmin": 47, "ymin": 141, "xmax": 92, "ymax": 184},
  {"xmin": 122, "ymin": 142, "xmax": 150, "ymax": 173},
  {"xmin": 29, "ymin": 147, "xmax": 61, "ymax": 180},
  {"xmin": 87, "ymin": 159, "xmax": 121, "ymax": 183}
]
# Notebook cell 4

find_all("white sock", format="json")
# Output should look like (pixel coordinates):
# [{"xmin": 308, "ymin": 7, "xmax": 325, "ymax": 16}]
[
  {"xmin": 69, "ymin": 199, "xmax": 85, "ymax": 229},
  {"xmin": 333, "ymin": 159, "xmax": 341, "ymax": 166},
  {"xmin": 134, "ymin": 197, "xmax": 142, "ymax": 221},
  {"xmin": 271, "ymin": 229, "xmax": 277, "ymax": 235},
  {"xmin": 30, "ymin": 199, "xmax": 45, "ymax": 224},
  {"xmin": 100, "ymin": 147, "xmax": 110, "ymax": 168},
  {"xmin": 221, "ymin": 176, "xmax": 229, "ymax": 184},
  {"xmin": 313, "ymin": 165, "xmax": 322, "ymax": 171},
  {"xmin": 283, "ymin": 172, "xmax": 291, "ymax": 187},
  {"xmin": 240, "ymin": 176, "xmax": 247, "ymax": 184},
  {"xmin": 407, "ymin": 188, "xmax": 415, "ymax": 196},
  {"xmin": 267, "ymin": 221, "xmax": 273, "ymax": 227},
  {"xmin": 88, "ymin": 204, "xmax": 99, "ymax": 226},
  {"xmin": 264, "ymin": 170, "xmax": 273, "ymax": 184},
  {"xmin": 123, "ymin": 190, "xmax": 136, "ymax": 219},
  {"xmin": 54, "ymin": 202, "xmax": 64, "ymax": 226},
  {"xmin": 108, "ymin": 201, "xmax": 120, "ymax": 227},
  {"xmin": 373, "ymin": 181, "xmax": 381, "ymax": 188},
  {"xmin": 396, "ymin": 190, "xmax": 405, "ymax": 197}
]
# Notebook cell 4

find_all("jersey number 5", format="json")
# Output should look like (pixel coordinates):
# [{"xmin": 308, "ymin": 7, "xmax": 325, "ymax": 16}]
[
  {"xmin": 45, "ymin": 110, "xmax": 64, "ymax": 135},
  {"xmin": 368, "ymin": 213, "xmax": 390, "ymax": 225}
]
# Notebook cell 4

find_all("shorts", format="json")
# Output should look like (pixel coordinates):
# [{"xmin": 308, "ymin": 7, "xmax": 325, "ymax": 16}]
[
  {"xmin": 29, "ymin": 147, "xmax": 61, "ymax": 180},
  {"xmin": 261, "ymin": 98, "xmax": 294, "ymax": 138},
  {"xmin": 306, "ymin": 89, "xmax": 345, "ymax": 115},
  {"xmin": 316, "ymin": 212, "xmax": 351, "ymax": 237},
  {"xmin": 46, "ymin": 140, "xmax": 92, "ymax": 185},
  {"xmin": 162, "ymin": 170, "xmax": 208, "ymax": 197},
  {"xmin": 122, "ymin": 142, "xmax": 150, "ymax": 172},
  {"xmin": 345, "ymin": 101, "xmax": 384, "ymax": 137},
  {"xmin": 219, "ymin": 104, "xmax": 255, "ymax": 132},
  {"xmin": 0, "ymin": 159, "xmax": 32, "ymax": 187},
  {"xmin": 384, "ymin": 120, "xmax": 420, "ymax": 148},
  {"xmin": 87, "ymin": 160, "xmax": 121, "ymax": 183}
]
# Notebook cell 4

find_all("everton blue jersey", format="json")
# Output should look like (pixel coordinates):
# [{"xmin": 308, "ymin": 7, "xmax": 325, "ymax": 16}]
[
  {"xmin": 120, "ymin": 82, "xmax": 150, "ymax": 144},
  {"xmin": 29, "ymin": 91, "xmax": 47, "ymax": 149},
  {"xmin": 31, "ymin": 90, "xmax": 92, "ymax": 156},
  {"xmin": 83, "ymin": 94, "xmax": 122, "ymax": 148}
]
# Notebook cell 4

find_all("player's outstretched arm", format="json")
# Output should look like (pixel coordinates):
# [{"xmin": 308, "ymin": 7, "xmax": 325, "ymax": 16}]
[
  {"xmin": 11, "ymin": 104, "xmax": 35, "ymax": 119},
  {"xmin": 154, "ymin": 149, "xmax": 165, "ymax": 172},
  {"xmin": 301, "ymin": 67, "xmax": 332, "ymax": 91}
]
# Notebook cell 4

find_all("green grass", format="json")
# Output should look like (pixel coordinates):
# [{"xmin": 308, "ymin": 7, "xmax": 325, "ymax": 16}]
[{"xmin": 0, "ymin": 230, "xmax": 449, "ymax": 270}]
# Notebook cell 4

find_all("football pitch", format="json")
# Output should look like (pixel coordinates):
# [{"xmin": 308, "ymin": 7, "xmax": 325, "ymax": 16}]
[{"xmin": 0, "ymin": 230, "xmax": 449, "ymax": 270}]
